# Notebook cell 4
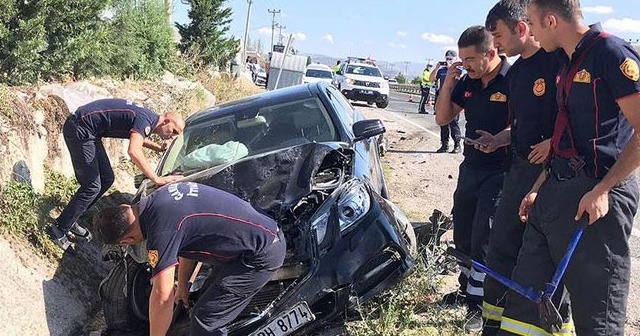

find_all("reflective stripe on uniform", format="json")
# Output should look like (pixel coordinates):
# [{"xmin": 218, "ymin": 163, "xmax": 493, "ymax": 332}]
[
  {"xmin": 500, "ymin": 316, "xmax": 575, "ymax": 336},
  {"xmin": 482, "ymin": 301, "xmax": 504, "ymax": 322}
]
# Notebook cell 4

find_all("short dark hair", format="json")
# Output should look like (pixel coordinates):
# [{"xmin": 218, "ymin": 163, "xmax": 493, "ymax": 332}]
[
  {"xmin": 458, "ymin": 26, "xmax": 494, "ymax": 54},
  {"xmin": 94, "ymin": 205, "xmax": 131, "ymax": 244},
  {"xmin": 486, "ymin": 0, "xmax": 530, "ymax": 31},
  {"xmin": 530, "ymin": 0, "xmax": 582, "ymax": 23}
]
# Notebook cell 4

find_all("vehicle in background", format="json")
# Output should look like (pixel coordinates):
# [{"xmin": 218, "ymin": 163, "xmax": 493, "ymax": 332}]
[
  {"xmin": 333, "ymin": 57, "xmax": 390, "ymax": 109},
  {"xmin": 302, "ymin": 64, "xmax": 334, "ymax": 85},
  {"xmin": 254, "ymin": 68, "xmax": 267, "ymax": 87},
  {"xmin": 99, "ymin": 81, "xmax": 416, "ymax": 336}
]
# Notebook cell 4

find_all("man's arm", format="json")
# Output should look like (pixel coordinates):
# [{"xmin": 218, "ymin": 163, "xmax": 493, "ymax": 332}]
[
  {"xmin": 143, "ymin": 138, "xmax": 164, "ymax": 152},
  {"xmin": 175, "ymin": 257, "xmax": 195, "ymax": 307},
  {"xmin": 149, "ymin": 266, "xmax": 177, "ymax": 336},
  {"xmin": 576, "ymin": 93, "xmax": 640, "ymax": 223},
  {"xmin": 519, "ymin": 170, "xmax": 548, "ymax": 222},
  {"xmin": 429, "ymin": 64, "xmax": 440, "ymax": 82},
  {"xmin": 435, "ymin": 62, "xmax": 464, "ymax": 126},
  {"xmin": 474, "ymin": 128, "xmax": 511, "ymax": 153},
  {"xmin": 129, "ymin": 133, "xmax": 180, "ymax": 186}
]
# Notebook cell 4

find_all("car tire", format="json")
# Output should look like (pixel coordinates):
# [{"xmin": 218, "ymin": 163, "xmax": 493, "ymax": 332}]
[
  {"xmin": 99, "ymin": 255, "xmax": 149, "ymax": 332},
  {"xmin": 375, "ymin": 100, "xmax": 389, "ymax": 109}
]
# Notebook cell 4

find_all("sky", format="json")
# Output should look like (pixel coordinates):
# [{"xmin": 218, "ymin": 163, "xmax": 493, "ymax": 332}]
[{"xmin": 173, "ymin": 0, "xmax": 640, "ymax": 67}]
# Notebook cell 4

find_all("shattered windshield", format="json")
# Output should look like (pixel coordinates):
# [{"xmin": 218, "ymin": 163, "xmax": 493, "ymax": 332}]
[{"xmin": 160, "ymin": 97, "xmax": 339, "ymax": 176}]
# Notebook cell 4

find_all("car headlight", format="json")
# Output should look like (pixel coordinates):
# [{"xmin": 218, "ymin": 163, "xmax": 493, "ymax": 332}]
[
  {"xmin": 346, "ymin": 78, "xmax": 355, "ymax": 85},
  {"xmin": 310, "ymin": 179, "xmax": 371, "ymax": 244}
]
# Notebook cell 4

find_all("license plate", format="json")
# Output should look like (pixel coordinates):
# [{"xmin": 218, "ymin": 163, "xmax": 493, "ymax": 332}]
[
  {"xmin": 251, "ymin": 301, "xmax": 315, "ymax": 336},
  {"xmin": 361, "ymin": 90, "xmax": 374, "ymax": 95}
]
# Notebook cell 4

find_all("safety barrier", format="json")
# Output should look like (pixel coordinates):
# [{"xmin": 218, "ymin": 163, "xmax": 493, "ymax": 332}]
[{"xmin": 389, "ymin": 83, "xmax": 421, "ymax": 95}]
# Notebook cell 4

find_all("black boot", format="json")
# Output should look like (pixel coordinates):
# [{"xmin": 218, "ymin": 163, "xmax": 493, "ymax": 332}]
[
  {"xmin": 450, "ymin": 142, "xmax": 461, "ymax": 154},
  {"xmin": 68, "ymin": 222, "xmax": 93, "ymax": 242},
  {"xmin": 436, "ymin": 144, "xmax": 449, "ymax": 153},
  {"xmin": 47, "ymin": 225, "xmax": 72, "ymax": 251}
]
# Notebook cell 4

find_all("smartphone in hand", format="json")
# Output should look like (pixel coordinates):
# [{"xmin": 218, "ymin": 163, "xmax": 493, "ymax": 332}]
[{"xmin": 463, "ymin": 136, "xmax": 486, "ymax": 147}]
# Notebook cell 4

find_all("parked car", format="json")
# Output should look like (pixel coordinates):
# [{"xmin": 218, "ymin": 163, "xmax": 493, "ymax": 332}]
[
  {"xmin": 255, "ymin": 68, "xmax": 267, "ymax": 87},
  {"xmin": 333, "ymin": 58, "xmax": 390, "ymax": 109},
  {"xmin": 99, "ymin": 82, "xmax": 416, "ymax": 336},
  {"xmin": 302, "ymin": 64, "xmax": 334, "ymax": 85}
]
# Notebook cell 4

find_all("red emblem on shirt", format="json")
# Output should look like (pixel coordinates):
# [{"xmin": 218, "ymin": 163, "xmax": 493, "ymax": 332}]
[{"xmin": 464, "ymin": 91, "xmax": 472, "ymax": 98}]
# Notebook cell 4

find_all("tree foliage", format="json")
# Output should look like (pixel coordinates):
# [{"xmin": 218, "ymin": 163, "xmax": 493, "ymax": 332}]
[{"xmin": 176, "ymin": 0, "xmax": 240, "ymax": 69}]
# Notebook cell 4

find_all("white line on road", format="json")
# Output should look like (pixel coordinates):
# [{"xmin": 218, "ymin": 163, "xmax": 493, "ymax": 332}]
[{"xmin": 390, "ymin": 112, "xmax": 441, "ymax": 140}]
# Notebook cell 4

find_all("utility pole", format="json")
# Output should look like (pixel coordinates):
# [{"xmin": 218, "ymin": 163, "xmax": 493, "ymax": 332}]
[
  {"xmin": 242, "ymin": 0, "xmax": 254, "ymax": 65},
  {"xmin": 276, "ymin": 23, "xmax": 286, "ymax": 45},
  {"xmin": 404, "ymin": 61, "xmax": 411, "ymax": 78},
  {"xmin": 268, "ymin": 8, "xmax": 281, "ymax": 52}
]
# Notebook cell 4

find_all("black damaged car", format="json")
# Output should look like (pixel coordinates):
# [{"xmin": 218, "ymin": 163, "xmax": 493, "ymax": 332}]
[{"xmin": 99, "ymin": 81, "xmax": 417, "ymax": 336}]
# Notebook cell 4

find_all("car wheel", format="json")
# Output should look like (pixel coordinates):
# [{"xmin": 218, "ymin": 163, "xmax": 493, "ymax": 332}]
[
  {"xmin": 99, "ymin": 255, "xmax": 149, "ymax": 332},
  {"xmin": 375, "ymin": 100, "xmax": 389, "ymax": 109}
]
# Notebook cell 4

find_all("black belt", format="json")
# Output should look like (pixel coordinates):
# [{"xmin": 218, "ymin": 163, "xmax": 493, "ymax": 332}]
[{"xmin": 547, "ymin": 156, "xmax": 586, "ymax": 181}]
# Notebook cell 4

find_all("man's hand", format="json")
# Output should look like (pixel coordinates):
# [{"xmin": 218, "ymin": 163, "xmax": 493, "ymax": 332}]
[
  {"xmin": 519, "ymin": 191, "xmax": 538, "ymax": 222},
  {"xmin": 174, "ymin": 284, "xmax": 189, "ymax": 309},
  {"xmin": 528, "ymin": 139, "xmax": 551, "ymax": 164},
  {"xmin": 446, "ymin": 61, "xmax": 464, "ymax": 82},
  {"xmin": 575, "ymin": 187, "xmax": 609, "ymax": 225},
  {"xmin": 474, "ymin": 130, "xmax": 498, "ymax": 153},
  {"xmin": 152, "ymin": 175, "xmax": 182, "ymax": 187}
]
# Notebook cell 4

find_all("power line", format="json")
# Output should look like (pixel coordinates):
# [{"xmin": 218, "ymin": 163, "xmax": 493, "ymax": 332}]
[{"xmin": 268, "ymin": 8, "xmax": 280, "ymax": 53}]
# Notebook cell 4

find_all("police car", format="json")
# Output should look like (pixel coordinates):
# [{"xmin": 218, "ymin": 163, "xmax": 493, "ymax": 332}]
[{"xmin": 333, "ymin": 57, "xmax": 390, "ymax": 108}]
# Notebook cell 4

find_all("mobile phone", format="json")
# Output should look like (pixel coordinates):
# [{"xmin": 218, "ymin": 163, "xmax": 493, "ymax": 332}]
[
  {"xmin": 463, "ymin": 136, "xmax": 486, "ymax": 147},
  {"xmin": 439, "ymin": 61, "xmax": 448, "ymax": 66}
]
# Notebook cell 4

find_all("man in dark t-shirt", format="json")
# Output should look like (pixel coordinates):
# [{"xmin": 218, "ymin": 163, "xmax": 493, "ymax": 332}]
[
  {"xmin": 95, "ymin": 182, "xmax": 286, "ymax": 336},
  {"xmin": 49, "ymin": 98, "xmax": 184, "ymax": 251},
  {"xmin": 434, "ymin": 26, "xmax": 510, "ymax": 333}
]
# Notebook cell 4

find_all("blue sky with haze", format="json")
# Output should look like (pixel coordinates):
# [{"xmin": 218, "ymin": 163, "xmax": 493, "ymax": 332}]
[{"xmin": 173, "ymin": 0, "xmax": 640, "ymax": 65}]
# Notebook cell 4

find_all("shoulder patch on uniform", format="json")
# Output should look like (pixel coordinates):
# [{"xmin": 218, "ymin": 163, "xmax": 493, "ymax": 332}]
[
  {"xmin": 489, "ymin": 92, "xmax": 507, "ymax": 102},
  {"xmin": 144, "ymin": 126, "xmax": 151, "ymax": 136},
  {"xmin": 533, "ymin": 78, "xmax": 546, "ymax": 97},
  {"xmin": 148, "ymin": 250, "xmax": 159, "ymax": 268},
  {"xmin": 620, "ymin": 57, "xmax": 640, "ymax": 81},
  {"xmin": 573, "ymin": 69, "xmax": 591, "ymax": 83}
]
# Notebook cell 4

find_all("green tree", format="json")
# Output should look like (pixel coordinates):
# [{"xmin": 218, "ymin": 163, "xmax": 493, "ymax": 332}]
[
  {"xmin": 395, "ymin": 73, "xmax": 407, "ymax": 84},
  {"xmin": 107, "ymin": 0, "xmax": 178, "ymax": 79},
  {"xmin": 176, "ymin": 0, "xmax": 240, "ymax": 69}
]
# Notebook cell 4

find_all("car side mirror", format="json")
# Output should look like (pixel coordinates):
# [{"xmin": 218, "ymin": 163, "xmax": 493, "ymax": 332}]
[
  {"xmin": 134, "ymin": 173, "xmax": 146, "ymax": 189},
  {"xmin": 353, "ymin": 119, "xmax": 385, "ymax": 141}
]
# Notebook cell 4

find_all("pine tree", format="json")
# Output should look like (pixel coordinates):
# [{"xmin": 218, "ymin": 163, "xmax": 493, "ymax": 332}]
[{"xmin": 176, "ymin": 0, "xmax": 240, "ymax": 69}]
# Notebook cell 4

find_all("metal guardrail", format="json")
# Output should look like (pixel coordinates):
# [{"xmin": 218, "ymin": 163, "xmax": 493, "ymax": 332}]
[{"xmin": 389, "ymin": 83, "xmax": 421, "ymax": 95}]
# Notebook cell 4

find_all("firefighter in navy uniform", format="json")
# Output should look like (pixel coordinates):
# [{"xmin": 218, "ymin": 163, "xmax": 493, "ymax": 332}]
[
  {"xmin": 498, "ymin": 1, "xmax": 640, "ymax": 334},
  {"xmin": 94, "ymin": 182, "xmax": 286, "ymax": 336},
  {"xmin": 477, "ymin": 1, "xmax": 574, "ymax": 335},
  {"xmin": 49, "ymin": 98, "xmax": 184, "ymax": 251},
  {"xmin": 434, "ymin": 26, "xmax": 510, "ymax": 333}
]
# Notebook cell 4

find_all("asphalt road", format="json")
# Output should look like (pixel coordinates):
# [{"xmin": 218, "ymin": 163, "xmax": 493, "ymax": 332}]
[{"xmin": 369, "ymin": 90, "xmax": 640, "ymax": 328}]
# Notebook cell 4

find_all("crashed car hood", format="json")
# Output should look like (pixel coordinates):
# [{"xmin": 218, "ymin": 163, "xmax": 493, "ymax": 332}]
[{"xmin": 175, "ymin": 142, "xmax": 349, "ymax": 219}]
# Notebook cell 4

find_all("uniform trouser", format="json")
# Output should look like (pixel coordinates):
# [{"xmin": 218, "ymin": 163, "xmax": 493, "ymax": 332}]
[
  {"xmin": 498, "ymin": 170, "xmax": 638, "ymax": 336},
  {"xmin": 482, "ymin": 157, "xmax": 573, "ymax": 335},
  {"xmin": 419, "ymin": 87, "xmax": 430, "ymax": 112},
  {"xmin": 57, "ymin": 118, "xmax": 114, "ymax": 232},
  {"xmin": 441, "ymin": 115, "xmax": 462, "ymax": 147},
  {"xmin": 191, "ymin": 231, "xmax": 287, "ymax": 336},
  {"xmin": 452, "ymin": 162, "xmax": 505, "ymax": 311}
]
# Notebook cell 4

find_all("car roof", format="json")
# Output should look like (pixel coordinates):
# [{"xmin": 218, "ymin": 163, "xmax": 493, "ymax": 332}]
[
  {"xmin": 305, "ymin": 64, "xmax": 332, "ymax": 71},
  {"xmin": 185, "ymin": 82, "xmax": 326, "ymax": 126}
]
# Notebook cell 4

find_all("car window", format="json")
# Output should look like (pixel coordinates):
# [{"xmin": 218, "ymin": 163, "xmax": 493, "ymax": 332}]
[
  {"xmin": 326, "ymin": 85, "xmax": 355, "ymax": 128},
  {"xmin": 160, "ymin": 98, "xmax": 339, "ymax": 175},
  {"xmin": 305, "ymin": 69, "xmax": 333, "ymax": 79},
  {"xmin": 345, "ymin": 65, "xmax": 382, "ymax": 77}
]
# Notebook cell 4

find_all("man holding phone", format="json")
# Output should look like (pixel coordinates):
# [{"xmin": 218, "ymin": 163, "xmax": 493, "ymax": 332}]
[
  {"xmin": 434, "ymin": 26, "xmax": 510, "ymax": 332},
  {"xmin": 430, "ymin": 50, "xmax": 463, "ymax": 153}
]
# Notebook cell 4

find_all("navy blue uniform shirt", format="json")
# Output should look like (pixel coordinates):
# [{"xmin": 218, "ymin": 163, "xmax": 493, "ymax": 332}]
[
  {"xmin": 75, "ymin": 98, "xmax": 160, "ymax": 139},
  {"xmin": 507, "ymin": 49, "xmax": 560, "ymax": 157},
  {"xmin": 451, "ymin": 57, "xmax": 511, "ymax": 170},
  {"xmin": 137, "ymin": 182, "xmax": 279, "ymax": 278},
  {"xmin": 434, "ymin": 66, "xmax": 449, "ymax": 94},
  {"xmin": 556, "ymin": 23, "xmax": 640, "ymax": 178}
]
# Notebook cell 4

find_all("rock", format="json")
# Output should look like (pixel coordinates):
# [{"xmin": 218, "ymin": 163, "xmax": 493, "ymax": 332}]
[{"xmin": 448, "ymin": 174, "xmax": 453, "ymax": 179}]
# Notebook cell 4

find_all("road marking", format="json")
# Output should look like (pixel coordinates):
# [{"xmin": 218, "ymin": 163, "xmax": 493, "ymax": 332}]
[{"xmin": 389, "ymin": 112, "xmax": 441, "ymax": 140}]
